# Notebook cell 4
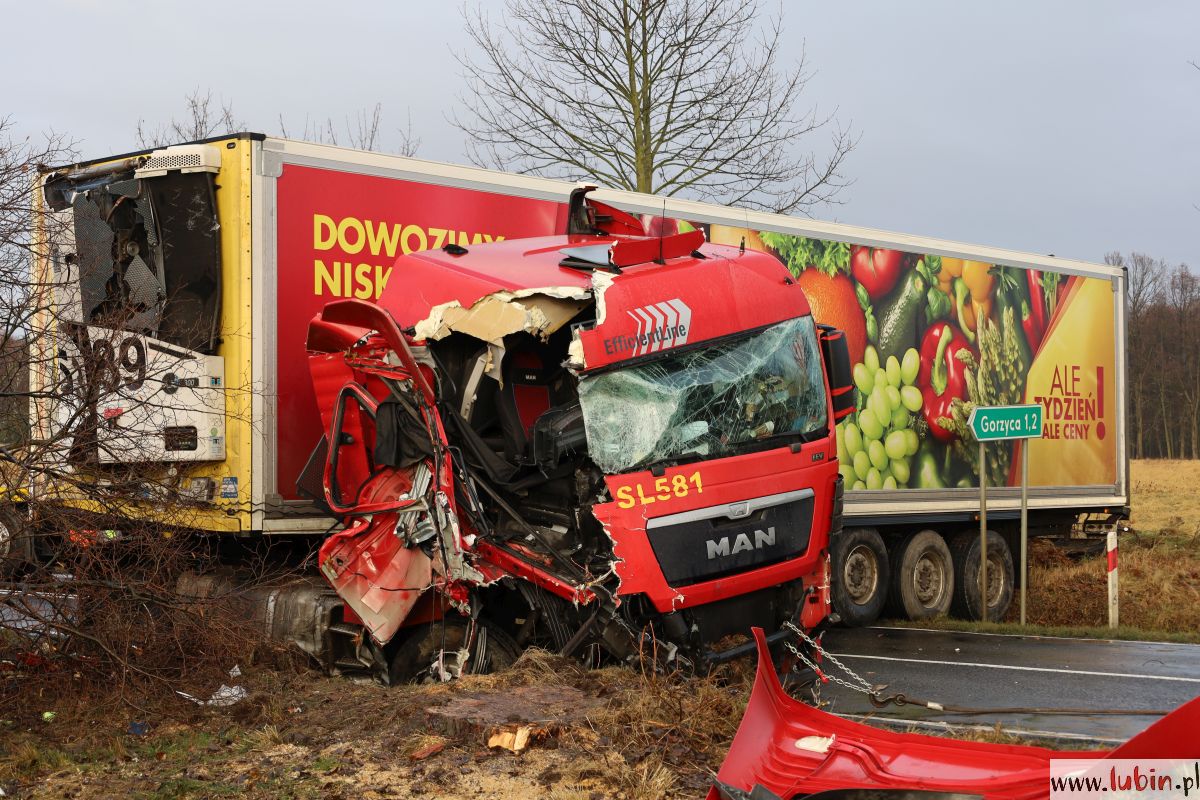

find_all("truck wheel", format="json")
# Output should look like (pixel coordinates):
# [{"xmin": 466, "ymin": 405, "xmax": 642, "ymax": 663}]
[
  {"xmin": 830, "ymin": 528, "xmax": 889, "ymax": 627},
  {"xmin": 888, "ymin": 530, "xmax": 954, "ymax": 620},
  {"xmin": 0, "ymin": 505, "xmax": 34, "ymax": 575},
  {"xmin": 389, "ymin": 619, "xmax": 521, "ymax": 684},
  {"xmin": 950, "ymin": 530, "xmax": 1014, "ymax": 621}
]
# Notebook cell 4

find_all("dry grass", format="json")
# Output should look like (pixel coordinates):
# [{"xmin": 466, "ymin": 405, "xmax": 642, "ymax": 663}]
[
  {"xmin": 1129, "ymin": 459, "xmax": 1200, "ymax": 539},
  {"xmin": 1003, "ymin": 459, "xmax": 1200, "ymax": 633},
  {"xmin": 1010, "ymin": 538, "xmax": 1200, "ymax": 632}
]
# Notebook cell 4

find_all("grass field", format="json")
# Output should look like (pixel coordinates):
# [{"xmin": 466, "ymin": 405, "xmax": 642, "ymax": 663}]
[{"xmin": 1127, "ymin": 459, "xmax": 1200, "ymax": 539}]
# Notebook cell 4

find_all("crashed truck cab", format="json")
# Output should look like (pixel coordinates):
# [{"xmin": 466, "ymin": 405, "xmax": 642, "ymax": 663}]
[{"xmin": 301, "ymin": 189, "xmax": 855, "ymax": 676}]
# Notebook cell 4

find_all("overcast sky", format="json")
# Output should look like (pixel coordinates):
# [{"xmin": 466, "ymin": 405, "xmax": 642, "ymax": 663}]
[{"xmin": 7, "ymin": 0, "xmax": 1197, "ymax": 267}]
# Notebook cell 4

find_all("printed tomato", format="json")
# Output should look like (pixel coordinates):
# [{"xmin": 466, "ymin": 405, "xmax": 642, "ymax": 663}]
[
  {"xmin": 850, "ymin": 246, "xmax": 904, "ymax": 299},
  {"xmin": 795, "ymin": 268, "xmax": 867, "ymax": 364}
]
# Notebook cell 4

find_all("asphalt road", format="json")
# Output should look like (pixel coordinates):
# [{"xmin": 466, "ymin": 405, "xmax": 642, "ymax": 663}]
[{"xmin": 814, "ymin": 626, "xmax": 1200, "ymax": 745}]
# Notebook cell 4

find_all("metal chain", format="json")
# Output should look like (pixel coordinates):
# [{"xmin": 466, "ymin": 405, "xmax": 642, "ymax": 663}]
[
  {"xmin": 783, "ymin": 621, "xmax": 879, "ymax": 698},
  {"xmin": 781, "ymin": 622, "xmax": 1168, "ymax": 717}
]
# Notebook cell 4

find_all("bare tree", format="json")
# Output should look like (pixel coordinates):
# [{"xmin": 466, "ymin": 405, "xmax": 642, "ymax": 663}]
[
  {"xmin": 278, "ymin": 103, "xmax": 422, "ymax": 157},
  {"xmin": 0, "ymin": 119, "xmax": 74, "ymax": 449},
  {"xmin": 139, "ymin": 89, "xmax": 421, "ymax": 156},
  {"xmin": 2, "ymin": 117, "xmax": 290, "ymax": 720},
  {"xmin": 136, "ymin": 88, "xmax": 245, "ymax": 148},
  {"xmin": 1107, "ymin": 251, "xmax": 1166, "ymax": 459},
  {"xmin": 1109, "ymin": 250, "xmax": 1200, "ymax": 460},
  {"xmin": 456, "ymin": 0, "xmax": 854, "ymax": 213}
]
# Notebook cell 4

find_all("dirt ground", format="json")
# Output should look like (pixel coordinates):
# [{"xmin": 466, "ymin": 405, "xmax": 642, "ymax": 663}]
[
  {"xmin": 1, "ymin": 649, "xmax": 750, "ymax": 800},
  {"xmin": 4, "ymin": 459, "xmax": 1196, "ymax": 799}
]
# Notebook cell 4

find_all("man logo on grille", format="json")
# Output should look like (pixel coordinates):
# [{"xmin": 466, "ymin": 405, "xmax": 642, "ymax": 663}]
[
  {"xmin": 706, "ymin": 527, "xmax": 777, "ymax": 560},
  {"xmin": 602, "ymin": 299, "xmax": 692, "ymax": 356}
]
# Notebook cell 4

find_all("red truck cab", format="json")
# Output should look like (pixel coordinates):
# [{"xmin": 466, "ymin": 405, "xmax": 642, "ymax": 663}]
[{"xmin": 302, "ymin": 190, "xmax": 852, "ymax": 677}]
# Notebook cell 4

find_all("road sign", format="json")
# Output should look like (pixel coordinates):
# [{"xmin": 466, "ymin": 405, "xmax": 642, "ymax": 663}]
[
  {"xmin": 968, "ymin": 404, "xmax": 1043, "ymax": 442},
  {"xmin": 967, "ymin": 403, "xmax": 1044, "ymax": 625}
]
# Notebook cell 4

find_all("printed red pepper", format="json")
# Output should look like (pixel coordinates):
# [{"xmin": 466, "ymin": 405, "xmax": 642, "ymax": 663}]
[
  {"xmin": 1020, "ymin": 295, "xmax": 1044, "ymax": 354},
  {"xmin": 917, "ymin": 322, "xmax": 974, "ymax": 442},
  {"xmin": 1027, "ymin": 269, "xmax": 1048, "ymax": 332}
]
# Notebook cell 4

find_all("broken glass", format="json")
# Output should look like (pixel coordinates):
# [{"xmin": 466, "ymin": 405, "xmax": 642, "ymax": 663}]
[
  {"xmin": 578, "ymin": 316, "xmax": 828, "ymax": 474},
  {"xmin": 49, "ymin": 171, "xmax": 221, "ymax": 354}
]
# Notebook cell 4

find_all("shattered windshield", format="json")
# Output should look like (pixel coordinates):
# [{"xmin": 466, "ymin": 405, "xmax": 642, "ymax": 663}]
[{"xmin": 578, "ymin": 316, "xmax": 827, "ymax": 474}]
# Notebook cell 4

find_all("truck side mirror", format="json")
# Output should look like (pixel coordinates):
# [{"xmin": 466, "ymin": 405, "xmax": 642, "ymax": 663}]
[{"xmin": 818, "ymin": 325, "xmax": 855, "ymax": 422}]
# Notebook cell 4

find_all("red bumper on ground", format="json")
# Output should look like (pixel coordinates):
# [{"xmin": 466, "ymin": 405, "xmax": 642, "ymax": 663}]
[{"xmin": 711, "ymin": 628, "xmax": 1200, "ymax": 800}]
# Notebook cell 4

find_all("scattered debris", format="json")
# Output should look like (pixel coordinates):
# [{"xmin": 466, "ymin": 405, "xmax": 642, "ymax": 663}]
[
  {"xmin": 177, "ymin": 684, "xmax": 248, "ymax": 707},
  {"xmin": 487, "ymin": 725, "xmax": 535, "ymax": 753},
  {"xmin": 407, "ymin": 739, "xmax": 448, "ymax": 761}
]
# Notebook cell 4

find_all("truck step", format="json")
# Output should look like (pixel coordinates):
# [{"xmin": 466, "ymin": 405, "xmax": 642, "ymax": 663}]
[{"xmin": 334, "ymin": 657, "xmax": 372, "ymax": 670}]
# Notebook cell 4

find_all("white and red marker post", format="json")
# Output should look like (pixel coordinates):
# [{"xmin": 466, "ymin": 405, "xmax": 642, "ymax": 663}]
[{"xmin": 1107, "ymin": 530, "xmax": 1119, "ymax": 629}]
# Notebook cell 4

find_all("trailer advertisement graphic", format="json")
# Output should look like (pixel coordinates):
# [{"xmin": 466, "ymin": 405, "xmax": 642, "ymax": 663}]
[
  {"xmin": 274, "ymin": 165, "xmax": 563, "ymax": 498},
  {"xmin": 274, "ymin": 170, "xmax": 1118, "ymax": 497},
  {"xmin": 699, "ymin": 225, "xmax": 1117, "ymax": 489}
]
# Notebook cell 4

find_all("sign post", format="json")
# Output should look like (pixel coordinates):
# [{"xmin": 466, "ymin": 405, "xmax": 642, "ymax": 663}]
[{"xmin": 967, "ymin": 404, "xmax": 1044, "ymax": 623}]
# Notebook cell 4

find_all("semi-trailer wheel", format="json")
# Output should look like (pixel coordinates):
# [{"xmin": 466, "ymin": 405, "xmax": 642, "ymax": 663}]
[
  {"xmin": 949, "ymin": 529, "xmax": 1014, "ymax": 621},
  {"xmin": 830, "ymin": 527, "xmax": 890, "ymax": 626},
  {"xmin": 888, "ymin": 529, "xmax": 954, "ymax": 620},
  {"xmin": 0, "ymin": 505, "xmax": 34, "ymax": 576},
  {"xmin": 389, "ymin": 619, "xmax": 521, "ymax": 683}
]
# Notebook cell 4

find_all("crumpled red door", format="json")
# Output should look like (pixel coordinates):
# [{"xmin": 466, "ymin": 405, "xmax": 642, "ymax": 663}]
[{"xmin": 318, "ymin": 468, "xmax": 435, "ymax": 646}]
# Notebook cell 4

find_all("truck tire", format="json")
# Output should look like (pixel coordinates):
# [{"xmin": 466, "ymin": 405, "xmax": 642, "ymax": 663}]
[
  {"xmin": 950, "ymin": 529, "xmax": 1014, "ymax": 621},
  {"xmin": 830, "ymin": 527, "xmax": 889, "ymax": 627},
  {"xmin": 888, "ymin": 530, "xmax": 954, "ymax": 620},
  {"xmin": 0, "ymin": 505, "xmax": 34, "ymax": 575},
  {"xmin": 389, "ymin": 619, "xmax": 521, "ymax": 684}
]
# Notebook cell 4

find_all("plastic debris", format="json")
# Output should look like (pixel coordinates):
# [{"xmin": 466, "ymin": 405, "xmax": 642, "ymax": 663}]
[{"xmin": 177, "ymin": 684, "xmax": 248, "ymax": 707}]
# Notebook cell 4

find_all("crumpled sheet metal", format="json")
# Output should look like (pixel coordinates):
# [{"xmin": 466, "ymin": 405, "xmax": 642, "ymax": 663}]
[
  {"xmin": 711, "ymin": 628, "xmax": 1200, "ymax": 800},
  {"xmin": 413, "ymin": 288, "xmax": 589, "ymax": 342},
  {"xmin": 413, "ymin": 288, "xmax": 590, "ymax": 382}
]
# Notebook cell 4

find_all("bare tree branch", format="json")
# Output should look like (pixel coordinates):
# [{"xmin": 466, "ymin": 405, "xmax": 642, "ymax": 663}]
[
  {"xmin": 278, "ymin": 103, "xmax": 421, "ymax": 157},
  {"xmin": 136, "ymin": 88, "xmax": 244, "ymax": 148},
  {"xmin": 454, "ymin": 0, "xmax": 855, "ymax": 214}
]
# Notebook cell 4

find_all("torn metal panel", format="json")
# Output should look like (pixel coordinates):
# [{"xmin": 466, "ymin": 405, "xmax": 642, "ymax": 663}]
[
  {"xmin": 414, "ymin": 289, "xmax": 591, "ymax": 383},
  {"xmin": 414, "ymin": 289, "xmax": 590, "ymax": 343},
  {"xmin": 590, "ymin": 271, "xmax": 615, "ymax": 326}
]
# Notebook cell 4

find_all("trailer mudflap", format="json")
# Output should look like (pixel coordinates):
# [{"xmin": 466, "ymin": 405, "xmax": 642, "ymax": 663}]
[{"xmin": 711, "ymin": 628, "xmax": 1200, "ymax": 800}]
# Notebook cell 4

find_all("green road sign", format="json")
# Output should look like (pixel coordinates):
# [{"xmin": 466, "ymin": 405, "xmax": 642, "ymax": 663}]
[{"xmin": 968, "ymin": 404, "xmax": 1044, "ymax": 441}]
